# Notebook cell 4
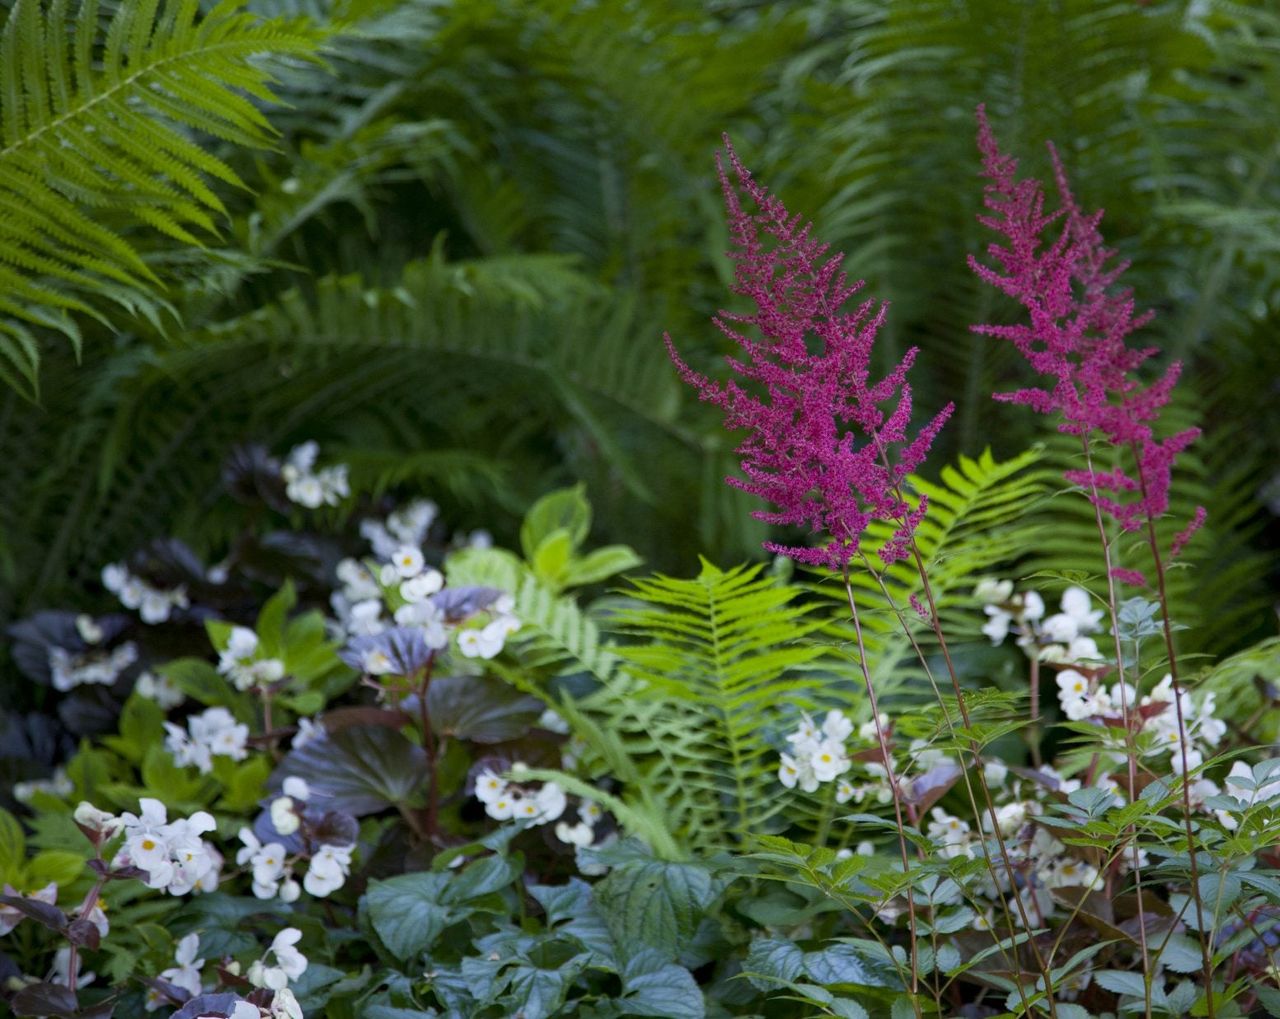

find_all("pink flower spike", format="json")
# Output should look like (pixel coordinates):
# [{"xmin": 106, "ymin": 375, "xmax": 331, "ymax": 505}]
[
  {"xmin": 1171, "ymin": 506, "xmax": 1207, "ymax": 559},
  {"xmin": 666, "ymin": 136, "xmax": 951, "ymax": 569},
  {"xmin": 969, "ymin": 105, "xmax": 1203, "ymax": 539}
]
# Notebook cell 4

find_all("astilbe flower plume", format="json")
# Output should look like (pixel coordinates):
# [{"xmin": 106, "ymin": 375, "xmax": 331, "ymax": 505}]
[
  {"xmin": 665, "ymin": 137, "xmax": 952, "ymax": 569},
  {"xmin": 968, "ymin": 106, "xmax": 1205, "ymax": 564}
]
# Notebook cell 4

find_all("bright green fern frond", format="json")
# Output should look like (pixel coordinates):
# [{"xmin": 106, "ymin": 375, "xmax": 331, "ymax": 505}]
[
  {"xmin": 580, "ymin": 560, "xmax": 836, "ymax": 855},
  {"xmin": 0, "ymin": 0, "xmax": 324, "ymax": 394}
]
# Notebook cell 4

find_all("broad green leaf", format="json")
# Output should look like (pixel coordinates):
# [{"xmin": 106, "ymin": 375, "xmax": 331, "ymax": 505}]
[
  {"xmin": 364, "ymin": 872, "xmax": 455, "ymax": 961},
  {"xmin": 521, "ymin": 484, "xmax": 591, "ymax": 560},
  {"xmin": 594, "ymin": 855, "xmax": 721, "ymax": 960}
]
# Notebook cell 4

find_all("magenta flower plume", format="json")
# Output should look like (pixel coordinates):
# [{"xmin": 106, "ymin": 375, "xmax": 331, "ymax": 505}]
[
  {"xmin": 968, "ymin": 105, "xmax": 1205, "ymax": 560},
  {"xmin": 665, "ymin": 137, "xmax": 953, "ymax": 570}
]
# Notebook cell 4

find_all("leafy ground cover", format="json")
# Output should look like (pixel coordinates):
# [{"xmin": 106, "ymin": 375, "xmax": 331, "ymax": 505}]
[{"xmin": 3, "ymin": 2, "xmax": 1280, "ymax": 1018}]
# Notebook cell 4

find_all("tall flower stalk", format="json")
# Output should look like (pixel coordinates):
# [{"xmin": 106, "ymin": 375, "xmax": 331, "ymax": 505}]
[
  {"xmin": 969, "ymin": 104, "xmax": 1213, "ymax": 1017},
  {"xmin": 667, "ymin": 136, "xmax": 1061, "ymax": 1016}
]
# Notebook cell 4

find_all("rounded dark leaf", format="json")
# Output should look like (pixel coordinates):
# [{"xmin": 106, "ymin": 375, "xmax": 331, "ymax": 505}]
[
  {"xmin": 309, "ymin": 810, "xmax": 360, "ymax": 848},
  {"xmin": 341, "ymin": 628, "xmax": 433, "ymax": 676},
  {"xmin": 223, "ymin": 443, "xmax": 289, "ymax": 511},
  {"xmin": 271, "ymin": 725, "xmax": 428, "ymax": 816},
  {"xmin": 0, "ymin": 893, "xmax": 68, "ymax": 932},
  {"xmin": 423, "ymin": 675, "xmax": 542, "ymax": 743},
  {"xmin": 57, "ymin": 687, "xmax": 122, "ymax": 737},
  {"xmin": 11, "ymin": 980, "xmax": 79, "ymax": 1017},
  {"xmin": 65, "ymin": 918, "xmax": 101, "ymax": 950}
]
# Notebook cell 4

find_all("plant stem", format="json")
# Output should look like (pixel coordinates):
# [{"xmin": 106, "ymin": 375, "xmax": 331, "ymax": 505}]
[
  {"xmin": 1080, "ymin": 438, "xmax": 1153, "ymax": 1019},
  {"xmin": 1133, "ymin": 448, "xmax": 1216, "ymax": 1018},
  {"xmin": 841, "ymin": 566, "xmax": 923, "ymax": 1019},
  {"xmin": 65, "ymin": 875, "xmax": 106, "ymax": 991},
  {"xmin": 907, "ymin": 543, "xmax": 1059, "ymax": 1019}
]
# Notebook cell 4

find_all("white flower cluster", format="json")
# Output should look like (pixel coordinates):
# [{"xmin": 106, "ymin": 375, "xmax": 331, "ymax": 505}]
[
  {"xmin": 48, "ymin": 615, "xmax": 139, "ymax": 692},
  {"xmin": 102, "ymin": 563, "xmax": 188, "ymax": 624},
  {"xmin": 281, "ymin": 441, "xmax": 349, "ymax": 509},
  {"xmin": 332, "ymin": 553, "xmax": 520, "ymax": 663},
  {"xmin": 218, "ymin": 626, "xmax": 286, "ymax": 691},
  {"xmin": 135, "ymin": 669, "xmax": 184, "ymax": 709},
  {"xmin": 113, "ymin": 798, "xmax": 222, "ymax": 895},
  {"xmin": 238, "ymin": 779, "xmax": 355, "ymax": 900},
  {"xmin": 976, "ymin": 579, "xmax": 1103, "ymax": 665},
  {"xmin": 778, "ymin": 710, "xmax": 859, "ymax": 795},
  {"xmin": 554, "ymin": 800, "xmax": 605, "ymax": 848},
  {"xmin": 474, "ymin": 766, "xmax": 567, "ymax": 825},
  {"xmin": 164, "ymin": 707, "xmax": 250, "ymax": 774},
  {"xmin": 926, "ymin": 772, "xmax": 1103, "ymax": 928}
]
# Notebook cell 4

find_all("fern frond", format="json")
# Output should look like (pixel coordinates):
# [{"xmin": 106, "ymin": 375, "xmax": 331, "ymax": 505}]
[{"xmin": 0, "ymin": 0, "xmax": 324, "ymax": 393}]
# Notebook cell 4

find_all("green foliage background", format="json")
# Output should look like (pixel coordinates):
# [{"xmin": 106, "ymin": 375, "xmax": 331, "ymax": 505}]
[{"xmin": 2, "ymin": 0, "xmax": 1278, "ymax": 694}]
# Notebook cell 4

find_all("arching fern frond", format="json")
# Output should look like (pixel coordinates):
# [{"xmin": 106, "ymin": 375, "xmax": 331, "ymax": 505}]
[
  {"xmin": 0, "ymin": 0, "xmax": 324, "ymax": 395},
  {"xmin": 581, "ymin": 561, "xmax": 834, "ymax": 855}
]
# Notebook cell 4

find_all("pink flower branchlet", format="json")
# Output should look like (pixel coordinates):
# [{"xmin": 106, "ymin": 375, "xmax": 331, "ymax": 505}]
[
  {"xmin": 665, "ymin": 137, "xmax": 953, "ymax": 570},
  {"xmin": 968, "ymin": 106, "xmax": 1205, "ymax": 566}
]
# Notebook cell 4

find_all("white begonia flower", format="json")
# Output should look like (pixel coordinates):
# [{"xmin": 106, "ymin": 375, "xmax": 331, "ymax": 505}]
[
  {"xmin": 270, "ymin": 988, "xmax": 304, "ymax": 1019},
  {"xmin": 821, "ymin": 709, "xmax": 854, "ymax": 743},
  {"xmin": 116, "ymin": 800, "xmax": 219, "ymax": 896},
  {"xmin": 189, "ymin": 707, "xmax": 250, "ymax": 762},
  {"xmin": 809, "ymin": 738, "xmax": 851, "ymax": 782},
  {"xmin": 361, "ymin": 648, "xmax": 394, "ymax": 675},
  {"xmin": 555, "ymin": 821, "xmax": 595, "ymax": 847},
  {"xmin": 270, "ymin": 797, "xmax": 300, "ymax": 836},
  {"xmin": 974, "ymin": 577, "xmax": 1014, "ymax": 604},
  {"xmin": 474, "ymin": 769, "xmax": 506, "ymax": 804},
  {"xmin": 778, "ymin": 751, "xmax": 820, "ymax": 794},
  {"xmin": 458, "ymin": 626, "xmax": 505, "ymax": 659},
  {"xmin": 982, "ymin": 608, "xmax": 1012, "ymax": 645},
  {"xmin": 135, "ymin": 670, "xmax": 184, "ymax": 709},
  {"xmin": 1040, "ymin": 586, "xmax": 1103, "ymax": 644},
  {"xmin": 229, "ymin": 1003, "xmax": 262, "ymax": 1019},
  {"xmin": 49, "ymin": 641, "xmax": 139, "ymax": 692},
  {"xmin": 51, "ymin": 946, "xmax": 95, "ymax": 990},
  {"xmin": 77, "ymin": 615, "xmax": 102, "ymax": 644},
  {"xmin": 856, "ymin": 840, "xmax": 875, "ymax": 856},
  {"xmin": 787, "ymin": 713, "xmax": 821, "ymax": 751},
  {"xmin": 927, "ymin": 808, "xmax": 971, "ymax": 856},
  {"xmin": 835, "ymin": 780, "xmax": 855, "ymax": 804},
  {"xmin": 1055, "ymin": 669, "xmax": 1097, "ymax": 721},
  {"xmin": 12, "ymin": 768, "xmax": 74, "ymax": 804},
  {"xmin": 1021, "ymin": 591, "xmax": 1045, "ymax": 620},
  {"xmin": 534, "ymin": 782, "xmax": 568, "ymax": 822},
  {"xmin": 336, "ymin": 558, "xmax": 380, "ymax": 599},
  {"xmin": 581, "ymin": 801, "xmax": 603, "ymax": 825},
  {"xmin": 985, "ymin": 760, "xmax": 1008, "ymax": 786},
  {"xmin": 283, "ymin": 777, "xmax": 310, "ymax": 801},
  {"xmin": 391, "ymin": 545, "xmax": 424, "ymax": 579},
  {"xmin": 74, "ymin": 802, "xmax": 121, "ymax": 839},
  {"xmin": 156, "ymin": 933, "xmax": 204, "ymax": 999},
  {"xmin": 252, "ymin": 928, "xmax": 308, "ymax": 991},
  {"xmin": 399, "ymin": 569, "xmax": 443, "ymax": 603},
  {"xmin": 102, "ymin": 563, "xmax": 128, "ymax": 593},
  {"xmin": 279, "ymin": 877, "xmax": 301, "ymax": 903},
  {"xmin": 292, "ymin": 717, "xmax": 324, "ymax": 750},
  {"xmin": 347, "ymin": 599, "xmax": 384, "ymax": 637},
  {"xmin": 165, "ymin": 721, "xmax": 214, "ymax": 774},
  {"xmin": 250, "ymin": 842, "xmax": 288, "ymax": 899},
  {"xmin": 1046, "ymin": 858, "xmax": 1101, "ymax": 891},
  {"xmin": 538, "ymin": 708, "xmax": 571, "ymax": 735},
  {"xmin": 485, "ymin": 793, "xmax": 519, "ymax": 820},
  {"xmin": 304, "ymin": 843, "xmax": 354, "ymax": 898}
]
